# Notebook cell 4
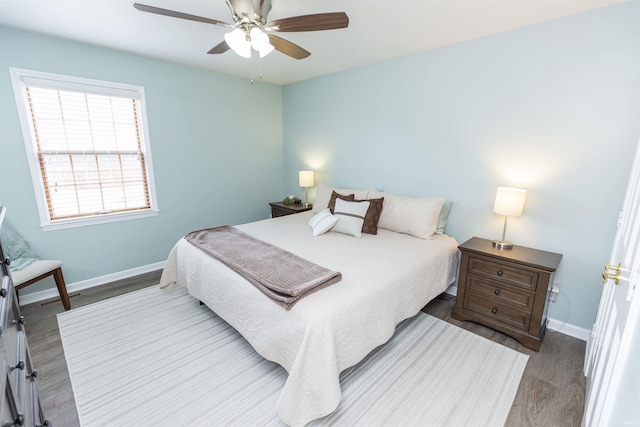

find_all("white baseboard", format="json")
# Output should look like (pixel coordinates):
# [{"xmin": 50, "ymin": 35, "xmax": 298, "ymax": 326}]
[
  {"xmin": 546, "ymin": 318, "xmax": 591, "ymax": 341},
  {"xmin": 21, "ymin": 264, "xmax": 593, "ymax": 342},
  {"xmin": 18, "ymin": 261, "xmax": 166, "ymax": 307},
  {"xmin": 445, "ymin": 284, "xmax": 458, "ymax": 296},
  {"xmin": 442, "ymin": 284, "xmax": 590, "ymax": 341}
]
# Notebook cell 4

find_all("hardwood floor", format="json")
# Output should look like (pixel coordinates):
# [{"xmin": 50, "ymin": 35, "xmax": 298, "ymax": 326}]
[
  {"xmin": 20, "ymin": 271, "xmax": 162, "ymax": 427},
  {"xmin": 422, "ymin": 294, "xmax": 586, "ymax": 427},
  {"xmin": 20, "ymin": 273, "xmax": 585, "ymax": 426}
]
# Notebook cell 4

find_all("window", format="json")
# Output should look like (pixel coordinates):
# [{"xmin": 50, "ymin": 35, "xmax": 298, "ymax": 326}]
[{"xmin": 10, "ymin": 68, "xmax": 159, "ymax": 230}]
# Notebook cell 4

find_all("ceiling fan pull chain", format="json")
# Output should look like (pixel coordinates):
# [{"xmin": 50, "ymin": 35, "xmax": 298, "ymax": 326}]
[{"xmin": 249, "ymin": 53, "xmax": 264, "ymax": 84}]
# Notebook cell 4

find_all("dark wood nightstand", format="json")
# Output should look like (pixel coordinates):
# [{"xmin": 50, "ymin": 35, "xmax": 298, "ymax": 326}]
[
  {"xmin": 451, "ymin": 237, "xmax": 562, "ymax": 351},
  {"xmin": 269, "ymin": 201, "xmax": 312, "ymax": 218}
]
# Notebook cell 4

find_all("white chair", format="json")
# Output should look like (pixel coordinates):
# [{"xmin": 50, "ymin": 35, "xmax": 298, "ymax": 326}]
[
  {"xmin": 11, "ymin": 260, "xmax": 71, "ymax": 310},
  {"xmin": 0, "ymin": 220, "xmax": 71, "ymax": 310}
]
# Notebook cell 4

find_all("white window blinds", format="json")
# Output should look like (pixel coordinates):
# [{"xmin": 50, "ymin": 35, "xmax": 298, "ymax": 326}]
[{"xmin": 11, "ymin": 69, "xmax": 158, "ymax": 230}]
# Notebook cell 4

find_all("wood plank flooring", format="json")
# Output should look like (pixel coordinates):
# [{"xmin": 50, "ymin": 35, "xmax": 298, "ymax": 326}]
[{"xmin": 20, "ymin": 273, "xmax": 585, "ymax": 426}]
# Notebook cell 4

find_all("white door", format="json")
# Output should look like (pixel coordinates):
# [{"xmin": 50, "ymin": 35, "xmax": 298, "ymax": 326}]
[{"xmin": 582, "ymin": 135, "xmax": 640, "ymax": 426}]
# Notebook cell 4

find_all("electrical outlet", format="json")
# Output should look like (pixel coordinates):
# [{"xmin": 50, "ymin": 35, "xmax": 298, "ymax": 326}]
[{"xmin": 549, "ymin": 284, "xmax": 560, "ymax": 302}]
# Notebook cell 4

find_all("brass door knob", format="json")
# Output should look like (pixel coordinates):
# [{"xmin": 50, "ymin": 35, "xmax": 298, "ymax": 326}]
[{"xmin": 602, "ymin": 262, "xmax": 625, "ymax": 285}]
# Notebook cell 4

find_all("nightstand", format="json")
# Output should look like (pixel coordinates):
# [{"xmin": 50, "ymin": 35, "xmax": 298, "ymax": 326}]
[
  {"xmin": 269, "ymin": 201, "xmax": 312, "ymax": 218},
  {"xmin": 451, "ymin": 237, "xmax": 562, "ymax": 351}
]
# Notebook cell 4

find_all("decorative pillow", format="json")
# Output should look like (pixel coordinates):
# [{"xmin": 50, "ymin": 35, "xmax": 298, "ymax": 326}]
[
  {"xmin": 331, "ymin": 198, "xmax": 371, "ymax": 238},
  {"xmin": 436, "ymin": 201, "xmax": 452, "ymax": 234},
  {"xmin": 308, "ymin": 208, "xmax": 338, "ymax": 236},
  {"xmin": 328, "ymin": 191, "xmax": 355, "ymax": 213},
  {"xmin": 312, "ymin": 183, "xmax": 335, "ymax": 213},
  {"xmin": 357, "ymin": 197, "xmax": 384, "ymax": 235},
  {"xmin": 0, "ymin": 221, "xmax": 39, "ymax": 271},
  {"xmin": 312, "ymin": 183, "xmax": 371, "ymax": 213},
  {"xmin": 369, "ymin": 189, "xmax": 445, "ymax": 239},
  {"xmin": 338, "ymin": 187, "xmax": 370, "ymax": 201}
]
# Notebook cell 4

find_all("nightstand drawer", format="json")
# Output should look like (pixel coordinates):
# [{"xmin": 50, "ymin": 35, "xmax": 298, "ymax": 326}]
[
  {"xmin": 465, "ymin": 277, "xmax": 534, "ymax": 312},
  {"xmin": 463, "ymin": 289, "xmax": 531, "ymax": 331},
  {"xmin": 467, "ymin": 256, "xmax": 539, "ymax": 291}
]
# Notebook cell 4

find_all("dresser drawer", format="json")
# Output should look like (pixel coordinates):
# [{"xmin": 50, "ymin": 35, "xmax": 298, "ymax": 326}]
[
  {"xmin": 465, "ymin": 276, "xmax": 534, "ymax": 312},
  {"xmin": 467, "ymin": 256, "xmax": 539, "ymax": 291},
  {"xmin": 1, "ymin": 374, "xmax": 19, "ymax": 427},
  {"xmin": 464, "ymin": 287, "xmax": 532, "ymax": 331},
  {"xmin": 0, "ymin": 276, "xmax": 11, "ymax": 338},
  {"xmin": 3, "ymin": 289, "xmax": 26, "ymax": 416},
  {"xmin": 25, "ymin": 376, "xmax": 42, "ymax": 427}
]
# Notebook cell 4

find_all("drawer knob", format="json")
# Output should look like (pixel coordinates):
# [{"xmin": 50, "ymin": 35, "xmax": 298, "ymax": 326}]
[
  {"xmin": 494, "ymin": 289, "xmax": 500, "ymax": 295},
  {"xmin": 491, "ymin": 308, "xmax": 498, "ymax": 314},
  {"xmin": 497, "ymin": 270, "xmax": 503, "ymax": 276},
  {"xmin": 2, "ymin": 257, "xmax": 9, "ymax": 266},
  {"xmin": 11, "ymin": 360, "xmax": 25, "ymax": 371}
]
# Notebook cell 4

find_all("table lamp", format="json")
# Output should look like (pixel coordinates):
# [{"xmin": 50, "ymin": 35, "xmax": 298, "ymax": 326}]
[
  {"xmin": 492, "ymin": 187, "xmax": 527, "ymax": 250},
  {"xmin": 299, "ymin": 171, "xmax": 314, "ymax": 208}
]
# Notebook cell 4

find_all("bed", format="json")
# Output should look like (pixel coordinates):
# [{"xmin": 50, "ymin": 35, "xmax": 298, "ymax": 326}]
[{"xmin": 160, "ymin": 186, "xmax": 459, "ymax": 426}]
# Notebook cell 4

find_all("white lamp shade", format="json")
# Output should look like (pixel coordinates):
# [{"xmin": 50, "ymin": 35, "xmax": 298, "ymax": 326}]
[
  {"xmin": 299, "ymin": 171, "xmax": 314, "ymax": 187},
  {"xmin": 249, "ymin": 27, "xmax": 274, "ymax": 58},
  {"xmin": 224, "ymin": 28, "xmax": 251, "ymax": 58},
  {"xmin": 493, "ymin": 187, "xmax": 527, "ymax": 217}
]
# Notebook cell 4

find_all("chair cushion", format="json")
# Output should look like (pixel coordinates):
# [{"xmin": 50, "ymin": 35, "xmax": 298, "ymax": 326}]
[{"xmin": 11, "ymin": 260, "xmax": 63, "ymax": 285}]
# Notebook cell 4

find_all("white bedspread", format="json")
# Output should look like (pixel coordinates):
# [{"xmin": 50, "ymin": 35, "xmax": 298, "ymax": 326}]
[{"xmin": 160, "ymin": 212, "xmax": 459, "ymax": 426}]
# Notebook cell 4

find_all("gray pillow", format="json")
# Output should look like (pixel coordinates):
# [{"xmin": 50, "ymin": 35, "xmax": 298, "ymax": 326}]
[
  {"xmin": 436, "ymin": 201, "xmax": 452, "ymax": 234},
  {"xmin": 0, "ymin": 221, "xmax": 39, "ymax": 271}
]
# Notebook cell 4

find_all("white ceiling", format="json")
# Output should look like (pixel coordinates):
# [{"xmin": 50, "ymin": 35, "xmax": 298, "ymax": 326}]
[{"xmin": 0, "ymin": 0, "xmax": 628, "ymax": 85}]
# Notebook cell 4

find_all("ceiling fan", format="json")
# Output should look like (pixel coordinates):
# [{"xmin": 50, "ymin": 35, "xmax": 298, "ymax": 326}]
[{"xmin": 133, "ymin": 0, "xmax": 349, "ymax": 60}]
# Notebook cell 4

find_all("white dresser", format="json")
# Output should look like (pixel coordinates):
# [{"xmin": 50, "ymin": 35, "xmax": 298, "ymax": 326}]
[{"xmin": 0, "ymin": 207, "xmax": 49, "ymax": 426}]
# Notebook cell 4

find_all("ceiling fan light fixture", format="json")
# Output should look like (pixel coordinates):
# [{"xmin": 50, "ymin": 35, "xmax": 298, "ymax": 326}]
[
  {"xmin": 249, "ymin": 27, "xmax": 274, "ymax": 58},
  {"xmin": 224, "ymin": 27, "xmax": 251, "ymax": 58},
  {"xmin": 134, "ymin": 2, "xmax": 349, "ymax": 60}
]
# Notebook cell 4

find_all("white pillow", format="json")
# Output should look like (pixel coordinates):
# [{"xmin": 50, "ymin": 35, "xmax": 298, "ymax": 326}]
[
  {"xmin": 312, "ymin": 183, "xmax": 371, "ymax": 213},
  {"xmin": 332, "ymin": 198, "xmax": 370, "ymax": 238},
  {"xmin": 308, "ymin": 208, "xmax": 338, "ymax": 236},
  {"xmin": 338, "ymin": 187, "xmax": 370, "ymax": 201},
  {"xmin": 369, "ymin": 189, "xmax": 445, "ymax": 239},
  {"xmin": 312, "ymin": 183, "xmax": 335, "ymax": 213},
  {"xmin": 436, "ymin": 201, "xmax": 452, "ymax": 234}
]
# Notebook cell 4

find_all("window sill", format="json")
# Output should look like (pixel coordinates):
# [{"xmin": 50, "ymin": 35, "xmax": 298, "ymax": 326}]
[{"xmin": 41, "ymin": 209, "xmax": 159, "ymax": 231}]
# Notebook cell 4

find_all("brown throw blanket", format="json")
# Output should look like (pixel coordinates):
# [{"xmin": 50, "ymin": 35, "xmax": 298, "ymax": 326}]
[{"xmin": 185, "ymin": 226, "xmax": 342, "ymax": 309}]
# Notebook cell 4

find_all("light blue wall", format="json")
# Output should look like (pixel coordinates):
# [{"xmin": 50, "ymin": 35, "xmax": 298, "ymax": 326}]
[
  {"xmin": 0, "ymin": 26, "xmax": 283, "ymax": 293},
  {"xmin": 2, "ymin": 3, "xmax": 639, "ymax": 330},
  {"xmin": 282, "ymin": 2, "xmax": 640, "ymax": 330}
]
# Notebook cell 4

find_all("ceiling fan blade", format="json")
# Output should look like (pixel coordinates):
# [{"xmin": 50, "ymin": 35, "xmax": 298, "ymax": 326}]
[
  {"xmin": 134, "ymin": 3, "xmax": 232, "ymax": 28},
  {"xmin": 207, "ymin": 40, "xmax": 231, "ymax": 54},
  {"xmin": 266, "ymin": 12, "xmax": 349, "ymax": 32},
  {"xmin": 267, "ymin": 34, "xmax": 310, "ymax": 60}
]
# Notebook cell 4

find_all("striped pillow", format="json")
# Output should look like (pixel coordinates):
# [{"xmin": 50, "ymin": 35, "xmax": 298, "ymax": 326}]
[
  {"xmin": 308, "ymin": 208, "xmax": 338, "ymax": 236},
  {"xmin": 332, "ymin": 198, "xmax": 371, "ymax": 238}
]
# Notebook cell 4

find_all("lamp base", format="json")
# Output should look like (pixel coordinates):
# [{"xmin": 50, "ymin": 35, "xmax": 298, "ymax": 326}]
[{"xmin": 492, "ymin": 239, "xmax": 514, "ymax": 250}]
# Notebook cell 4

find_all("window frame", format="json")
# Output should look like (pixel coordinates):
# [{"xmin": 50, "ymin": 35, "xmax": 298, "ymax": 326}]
[{"xmin": 9, "ymin": 68, "xmax": 159, "ymax": 231}]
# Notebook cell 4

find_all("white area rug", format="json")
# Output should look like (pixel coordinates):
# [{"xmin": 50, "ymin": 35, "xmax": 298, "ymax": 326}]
[{"xmin": 58, "ymin": 285, "xmax": 528, "ymax": 427}]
